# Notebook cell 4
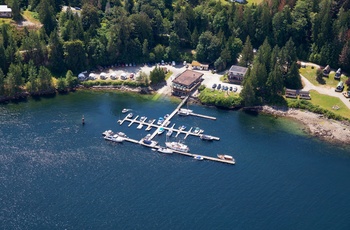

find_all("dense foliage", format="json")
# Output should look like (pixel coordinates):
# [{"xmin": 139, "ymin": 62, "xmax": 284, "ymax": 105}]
[
  {"xmin": 0, "ymin": 0, "xmax": 349, "ymax": 101},
  {"xmin": 198, "ymin": 88, "xmax": 242, "ymax": 108}
]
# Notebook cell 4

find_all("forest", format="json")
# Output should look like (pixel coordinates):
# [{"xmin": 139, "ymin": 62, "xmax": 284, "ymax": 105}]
[{"xmin": 0, "ymin": 0, "xmax": 349, "ymax": 104}]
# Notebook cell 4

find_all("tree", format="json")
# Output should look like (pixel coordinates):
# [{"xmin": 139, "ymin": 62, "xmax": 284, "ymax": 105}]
[
  {"xmin": 195, "ymin": 31, "xmax": 221, "ymax": 63},
  {"xmin": 65, "ymin": 70, "xmax": 77, "ymax": 89},
  {"xmin": 37, "ymin": 66, "xmax": 54, "ymax": 92},
  {"xmin": 266, "ymin": 63, "xmax": 284, "ymax": 99},
  {"xmin": 37, "ymin": 0, "xmax": 57, "ymax": 35},
  {"xmin": 64, "ymin": 40, "xmax": 86, "ymax": 73},
  {"xmin": 56, "ymin": 78, "xmax": 67, "ymax": 92},
  {"xmin": 149, "ymin": 67, "xmax": 165, "ymax": 85},
  {"xmin": 240, "ymin": 77, "xmax": 257, "ymax": 106},
  {"xmin": 239, "ymin": 36, "xmax": 253, "ymax": 67},
  {"xmin": 48, "ymin": 30, "xmax": 65, "ymax": 73},
  {"xmin": 10, "ymin": 0, "xmax": 22, "ymax": 21},
  {"xmin": 285, "ymin": 62, "xmax": 302, "ymax": 89}
]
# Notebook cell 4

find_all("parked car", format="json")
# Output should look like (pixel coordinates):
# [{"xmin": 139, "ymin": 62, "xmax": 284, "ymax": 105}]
[
  {"xmin": 335, "ymin": 81, "xmax": 344, "ymax": 92},
  {"xmin": 233, "ymin": 86, "xmax": 238, "ymax": 92},
  {"xmin": 229, "ymin": 86, "xmax": 233, "ymax": 91},
  {"xmin": 217, "ymin": 84, "xmax": 221, "ymax": 90},
  {"xmin": 212, "ymin": 83, "xmax": 217, "ymax": 89}
]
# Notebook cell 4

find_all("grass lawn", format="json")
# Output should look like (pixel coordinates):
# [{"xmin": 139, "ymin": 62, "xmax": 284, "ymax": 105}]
[
  {"xmin": 165, "ymin": 71, "xmax": 173, "ymax": 81},
  {"xmin": 300, "ymin": 66, "xmax": 349, "ymax": 88},
  {"xmin": 22, "ymin": 10, "xmax": 41, "ymax": 25},
  {"xmin": 247, "ymin": 0, "xmax": 264, "ymax": 5},
  {"xmin": 309, "ymin": 90, "xmax": 350, "ymax": 119}
]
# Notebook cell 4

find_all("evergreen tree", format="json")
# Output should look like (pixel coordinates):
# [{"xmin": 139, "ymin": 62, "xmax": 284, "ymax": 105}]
[
  {"xmin": 240, "ymin": 77, "xmax": 257, "ymax": 106},
  {"xmin": 64, "ymin": 40, "xmax": 86, "ymax": 73},
  {"xmin": 37, "ymin": 0, "xmax": 57, "ymax": 35},
  {"xmin": 56, "ymin": 77, "xmax": 67, "ymax": 92},
  {"xmin": 37, "ymin": 66, "xmax": 54, "ymax": 92},
  {"xmin": 65, "ymin": 70, "xmax": 77, "ymax": 89},
  {"xmin": 149, "ymin": 67, "xmax": 165, "ymax": 85},
  {"xmin": 48, "ymin": 30, "xmax": 65, "ymax": 73},
  {"xmin": 266, "ymin": 63, "xmax": 284, "ymax": 99},
  {"xmin": 239, "ymin": 36, "xmax": 253, "ymax": 67},
  {"xmin": 285, "ymin": 62, "xmax": 302, "ymax": 89},
  {"xmin": 10, "ymin": 0, "xmax": 22, "ymax": 21},
  {"xmin": 0, "ymin": 69, "xmax": 4, "ymax": 96}
]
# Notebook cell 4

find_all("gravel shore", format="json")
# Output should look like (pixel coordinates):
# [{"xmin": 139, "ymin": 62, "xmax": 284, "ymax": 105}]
[{"xmin": 260, "ymin": 106, "xmax": 350, "ymax": 144}]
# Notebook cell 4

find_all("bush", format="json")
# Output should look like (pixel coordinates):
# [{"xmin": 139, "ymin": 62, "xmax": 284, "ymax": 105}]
[{"xmin": 198, "ymin": 85, "xmax": 205, "ymax": 92}]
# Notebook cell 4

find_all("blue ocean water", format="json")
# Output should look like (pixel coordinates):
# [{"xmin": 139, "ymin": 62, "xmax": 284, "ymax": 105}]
[{"xmin": 0, "ymin": 91, "xmax": 349, "ymax": 229}]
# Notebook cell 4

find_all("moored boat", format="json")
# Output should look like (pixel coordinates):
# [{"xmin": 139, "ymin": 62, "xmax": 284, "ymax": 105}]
[
  {"xmin": 127, "ymin": 113, "xmax": 133, "ymax": 118},
  {"xmin": 104, "ymin": 134, "xmax": 124, "ymax": 142},
  {"xmin": 140, "ymin": 116, "xmax": 147, "ymax": 122},
  {"xmin": 102, "ymin": 130, "xmax": 114, "ymax": 136},
  {"xmin": 217, "ymin": 154, "xmax": 235, "ymax": 163},
  {"xmin": 199, "ymin": 134, "xmax": 214, "ymax": 141},
  {"xmin": 157, "ymin": 147, "xmax": 173, "ymax": 154},
  {"xmin": 178, "ymin": 108, "xmax": 192, "ymax": 116},
  {"xmin": 165, "ymin": 141, "xmax": 189, "ymax": 152},
  {"xmin": 157, "ymin": 117, "xmax": 164, "ymax": 125},
  {"xmin": 193, "ymin": 127, "xmax": 204, "ymax": 134},
  {"xmin": 117, "ymin": 132, "xmax": 127, "ymax": 138},
  {"xmin": 193, "ymin": 155, "xmax": 204, "ymax": 160},
  {"xmin": 178, "ymin": 125, "xmax": 186, "ymax": 131},
  {"xmin": 142, "ymin": 138, "xmax": 158, "ymax": 147},
  {"xmin": 164, "ymin": 114, "xmax": 170, "ymax": 119},
  {"xmin": 157, "ymin": 127, "xmax": 165, "ymax": 135},
  {"xmin": 122, "ymin": 108, "xmax": 130, "ymax": 113},
  {"xmin": 137, "ymin": 123, "xmax": 143, "ymax": 129},
  {"xmin": 166, "ymin": 129, "xmax": 173, "ymax": 137}
]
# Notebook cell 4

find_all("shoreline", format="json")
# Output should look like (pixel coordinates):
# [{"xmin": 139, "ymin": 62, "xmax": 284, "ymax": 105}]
[
  {"xmin": 258, "ymin": 106, "xmax": 350, "ymax": 145},
  {"xmin": 2, "ymin": 87, "xmax": 349, "ymax": 145}
]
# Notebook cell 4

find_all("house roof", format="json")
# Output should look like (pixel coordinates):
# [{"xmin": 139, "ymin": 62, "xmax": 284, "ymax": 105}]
[
  {"xmin": 191, "ymin": 61, "xmax": 201, "ymax": 67},
  {"xmin": 0, "ymin": 5, "xmax": 11, "ymax": 12},
  {"xmin": 172, "ymin": 70, "xmax": 203, "ymax": 87},
  {"xmin": 229, "ymin": 65, "xmax": 248, "ymax": 75}
]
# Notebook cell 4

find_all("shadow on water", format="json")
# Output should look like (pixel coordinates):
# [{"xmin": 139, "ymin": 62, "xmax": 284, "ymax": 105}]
[
  {"xmin": 242, "ymin": 109, "xmax": 259, "ymax": 117},
  {"xmin": 31, "ymin": 93, "xmax": 57, "ymax": 101}
]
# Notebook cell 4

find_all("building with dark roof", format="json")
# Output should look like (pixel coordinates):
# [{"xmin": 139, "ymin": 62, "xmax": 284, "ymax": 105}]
[
  {"xmin": 0, "ymin": 5, "xmax": 12, "ymax": 18},
  {"xmin": 172, "ymin": 70, "xmax": 203, "ymax": 96},
  {"xmin": 228, "ymin": 65, "xmax": 248, "ymax": 84}
]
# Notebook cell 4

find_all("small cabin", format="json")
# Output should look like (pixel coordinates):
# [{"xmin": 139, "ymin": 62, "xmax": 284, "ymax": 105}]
[
  {"xmin": 299, "ymin": 91, "xmax": 311, "ymax": 100},
  {"xmin": 285, "ymin": 89, "xmax": 297, "ymax": 98},
  {"xmin": 89, "ymin": 73, "xmax": 96, "ymax": 80},
  {"xmin": 323, "ymin": 65, "xmax": 331, "ymax": 76},
  {"xmin": 78, "ymin": 73, "xmax": 86, "ymax": 81},
  {"xmin": 110, "ymin": 72, "xmax": 117, "ymax": 80},
  {"xmin": 334, "ymin": 68, "xmax": 341, "ymax": 80},
  {"xmin": 0, "ymin": 5, "xmax": 12, "ymax": 18}
]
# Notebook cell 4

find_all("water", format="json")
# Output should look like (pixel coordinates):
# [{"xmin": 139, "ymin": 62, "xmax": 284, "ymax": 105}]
[{"xmin": 1, "ymin": 91, "xmax": 350, "ymax": 229}]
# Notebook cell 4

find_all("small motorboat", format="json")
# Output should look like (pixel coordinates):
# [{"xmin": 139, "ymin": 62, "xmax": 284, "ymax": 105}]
[
  {"xmin": 127, "ymin": 113, "xmax": 133, "ymax": 118},
  {"xmin": 140, "ymin": 116, "xmax": 147, "ymax": 122},
  {"xmin": 178, "ymin": 125, "xmax": 186, "ymax": 131},
  {"xmin": 102, "ymin": 130, "xmax": 114, "ymax": 136},
  {"xmin": 164, "ymin": 114, "xmax": 170, "ymax": 119},
  {"xmin": 157, "ymin": 127, "xmax": 165, "ymax": 135},
  {"xmin": 166, "ymin": 129, "xmax": 173, "ymax": 137},
  {"xmin": 194, "ymin": 155, "xmax": 204, "ymax": 160},
  {"xmin": 217, "ymin": 154, "xmax": 235, "ymax": 164},
  {"xmin": 122, "ymin": 108, "xmax": 130, "ymax": 113},
  {"xmin": 104, "ymin": 134, "xmax": 124, "ymax": 143},
  {"xmin": 157, "ymin": 147, "xmax": 173, "ymax": 154},
  {"xmin": 193, "ymin": 127, "xmax": 203, "ymax": 134},
  {"xmin": 199, "ymin": 134, "xmax": 214, "ymax": 141},
  {"xmin": 117, "ymin": 132, "xmax": 127, "ymax": 138},
  {"xmin": 137, "ymin": 123, "xmax": 143, "ymax": 129},
  {"xmin": 157, "ymin": 117, "xmax": 164, "ymax": 125}
]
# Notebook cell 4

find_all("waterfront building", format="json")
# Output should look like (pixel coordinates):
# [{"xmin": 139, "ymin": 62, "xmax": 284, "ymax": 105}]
[
  {"xmin": 171, "ymin": 70, "xmax": 203, "ymax": 96},
  {"xmin": 228, "ymin": 65, "xmax": 248, "ymax": 84}
]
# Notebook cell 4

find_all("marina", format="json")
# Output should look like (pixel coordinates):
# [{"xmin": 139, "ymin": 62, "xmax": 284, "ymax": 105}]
[{"xmin": 115, "ymin": 96, "xmax": 233, "ymax": 165}]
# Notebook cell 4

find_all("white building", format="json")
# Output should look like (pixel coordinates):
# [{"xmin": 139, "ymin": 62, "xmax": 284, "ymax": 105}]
[{"xmin": 0, "ymin": 5, "xmax": 12, "ymax": 18}]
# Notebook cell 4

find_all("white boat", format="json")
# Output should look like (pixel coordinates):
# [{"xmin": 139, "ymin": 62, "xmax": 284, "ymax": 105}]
[
  {"xmin": 178, "ymin": 108, "xmax": 192, "ymax": 116},
  {"xmin": 157, "ymin": 127, "xmax": 165, "ymax": 135},
  {"xmin": 127, "ymin": 113, "xmax": 133, "ymax": 118},
  {"xmin": 193, "ymin": 155, "xmax": 204, "ymax": 160},
  {"xmin": 122, "ymin": 108, "xmax": 130, "ymax": 113},
  {"xmin": 145, "ymin": 125, "xmax": 152, "ymax": 131},
  {"xmin": 157, "ymin": 147, "xmax": 173, "ymax": 154},
  {"xmin": 166, "ymin": 129, "xmax": 173, "ymax": 137},
  {"xmin": 148, "ymin": 119, "xmax": 155, "ymax": 124},
  {"xmin": 178, "ymin": 125, "xmax": 186, "ymax": 131},
  {"xmin": 217, "ymin": 154, "xmax": 235, "ymax": 164},
  {"xmin": 137, "ymin": 123, "xmax": 143, "ymax": 129},
  {"xmin": 142, "ymin": 139, "xmax": 158, "ymax": 147},
  {"xmin": 164, "ymin": 114, "xmax": 170, "ymax": 119},
  {"xmin": 104, "ymin": 134, "xmax": 124, "ymax": 143},
  {"xmin": 102, "ymin": 130, "xmax": 114, "ymax": 136},
  {"xmin": 165, "ymin": 141, "xmax": 189, "ymax": 152},
  {"xmin": 193, "ymin": 127, "xmax": 203, "ymax": 134},
  {"xmin": 140, "ymin": 116, "xmax": 147, "ymax": 122},
  {"xmin": 157, "ymin": 117, "xmax": 164, "ymax": 125},
  {"xmin": 199, "ymin": 134, "xmax": 214, "ymax": 141},
  {"xmin": 117, "ymin": 132, "xmax": 127, "ymax": 138}
]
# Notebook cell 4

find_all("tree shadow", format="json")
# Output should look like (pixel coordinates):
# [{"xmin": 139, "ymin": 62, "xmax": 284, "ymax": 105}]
[{"xmin": 316, "ymin": 77, "xmax": 326, "ymax": 85}]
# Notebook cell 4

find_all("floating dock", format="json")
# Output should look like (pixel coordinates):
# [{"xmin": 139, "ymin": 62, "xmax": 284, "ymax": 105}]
[{"xmin": 115, "ymin": 95, "xmax": 233, "ymax": 165}]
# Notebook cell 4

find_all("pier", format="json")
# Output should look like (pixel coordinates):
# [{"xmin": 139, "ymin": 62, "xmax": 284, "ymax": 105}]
[{"xmin": 115, "ymin": 95, "xmax": 232, "ymax": 165}]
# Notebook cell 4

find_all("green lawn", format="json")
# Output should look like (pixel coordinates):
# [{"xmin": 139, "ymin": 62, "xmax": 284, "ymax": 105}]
[
  {"xmin": 247, "ymin": 0, "xmax": 264, "ymax": 5},
  {"xmin": 300, "ymin": 66, "xmax": 348, "ymax": 88},
  {"xmin": 0, "ymin": 18, "xmax": 13, "ymax": 25},
  {"xmin": 165, "ymin": 71, "xmax": 173, "ymax": 80},
  {"xmin": 22, "ymin": 10, "xmax": 41, "ymax": 25},
  {"xmin": 309, "ymin": 90, "xmax": 350, "ymax": 119}
]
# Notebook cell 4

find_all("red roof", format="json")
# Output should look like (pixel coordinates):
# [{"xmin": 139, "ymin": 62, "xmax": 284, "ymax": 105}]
[{"xmin": 172, "ymin": 70, "xmax": 203, "ymax": 87}]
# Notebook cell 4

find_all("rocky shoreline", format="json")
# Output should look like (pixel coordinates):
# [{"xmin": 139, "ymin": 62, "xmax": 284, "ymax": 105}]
[{"xmin": 257, "ymin": 106, "xmax": 350, "ymax": 144}]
